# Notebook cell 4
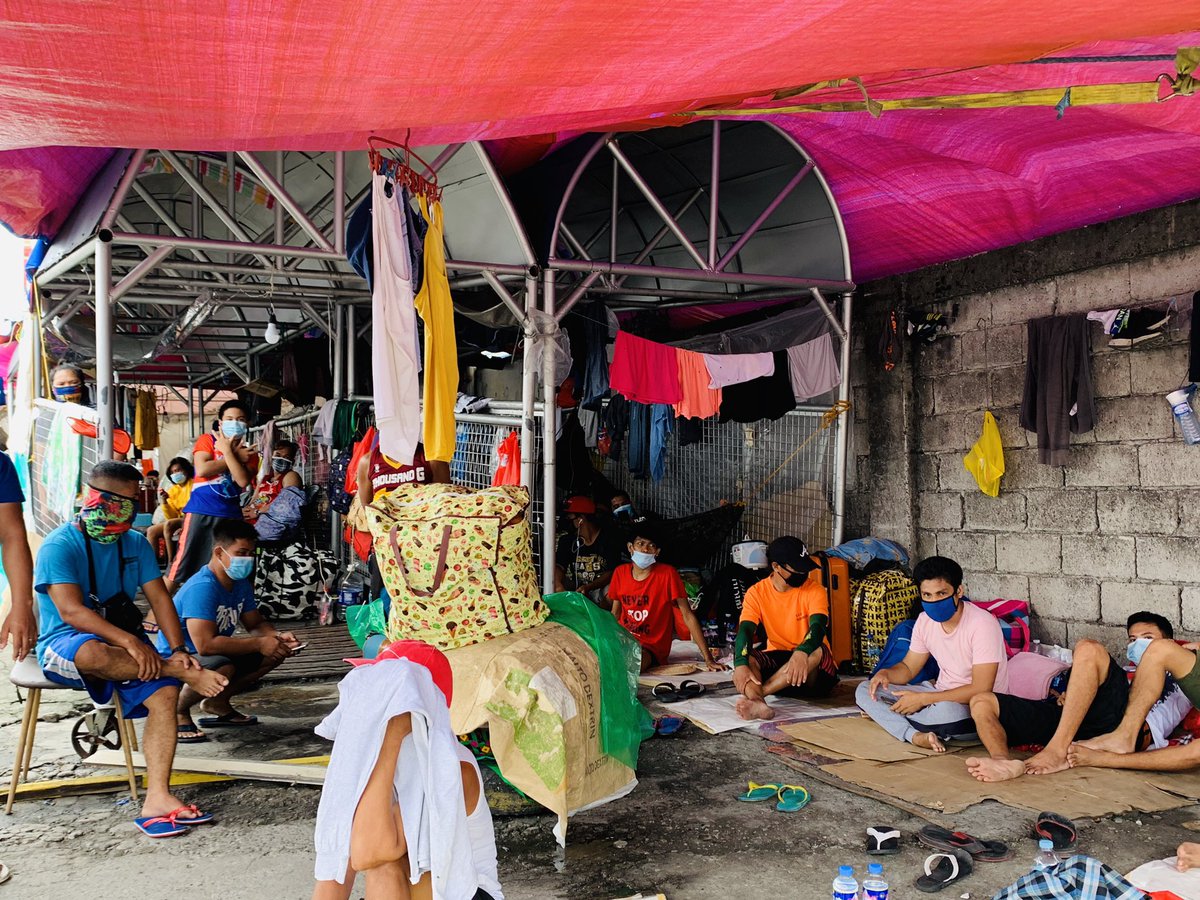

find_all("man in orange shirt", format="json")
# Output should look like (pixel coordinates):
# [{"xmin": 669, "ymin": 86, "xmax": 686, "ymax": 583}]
[{"xmin": 733, "ymin": 536, "xmax": 838, "ymax": 720}]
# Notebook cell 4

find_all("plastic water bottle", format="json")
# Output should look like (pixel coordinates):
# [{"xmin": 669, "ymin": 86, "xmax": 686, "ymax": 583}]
[
  {"xmin": 1031, "ymin": 639, "xmax": 1043, "ymax": 656},
  {"xmin": 722, "ymin": 611, "xmax": 738, "ymax": 650},
  {"xmin": 1167, "ymin": 387, "xmax": 1200, "ymax": 445},
  {"xmin": 832, "ymin": 865, "xmax": 858, "ymax": 900},
  {"xmin": 862, "ymin": 862, "xmax": 889, "ymax": 900},
  {"xmin": 1034, "ymin": 838, "xmax": 1058, "ymax": 871}
]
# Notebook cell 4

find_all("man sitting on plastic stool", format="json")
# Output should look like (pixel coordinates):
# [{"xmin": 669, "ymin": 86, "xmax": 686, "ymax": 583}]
[
  {"xmin": 35, "ymin": 460, "xmax": 228, "ymax": 838},
  {"xmin": 312, "ymin": 640, "xmax": 503, "ymax": 900}
]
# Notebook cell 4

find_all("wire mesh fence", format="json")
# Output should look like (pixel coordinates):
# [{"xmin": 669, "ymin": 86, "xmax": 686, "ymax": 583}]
[{"xmin": 604, "ymin": 406, "xmax": 838, "ymax": 567}]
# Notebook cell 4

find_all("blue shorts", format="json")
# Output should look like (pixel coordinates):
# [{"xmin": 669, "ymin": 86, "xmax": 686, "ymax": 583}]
[{"xmin": 38, "ymin": 631, "xmax": 180, "ymax": 719}]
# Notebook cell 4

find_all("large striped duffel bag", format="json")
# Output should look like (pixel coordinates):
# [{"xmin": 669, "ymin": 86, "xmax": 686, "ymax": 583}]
[
  {"xmin": 365, "ymin": 483, "xmax": 547, "ymax": 650},
  {"xmin": 851, "ymin": 569, "xmax": 919, "ymax": 673}
]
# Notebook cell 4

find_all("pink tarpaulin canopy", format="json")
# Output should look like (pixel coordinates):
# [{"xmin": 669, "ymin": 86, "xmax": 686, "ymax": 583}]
[{"xmin": 0, "ymin": 3, "xmax": 1198, "ymax": 279}]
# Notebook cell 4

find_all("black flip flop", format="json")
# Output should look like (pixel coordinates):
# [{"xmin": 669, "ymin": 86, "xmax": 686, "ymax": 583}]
[
  {"xmin": 917, "ymin": 825, "xmax": 1013, "ymax": 862},
  {"xmin": 676, "ymin": 679, "xmax": 704, "ymax": 699},
  {"xmin": 176, "ymin": 722, "xmax": 209, "ymax": 744},
  {"xmin": 866, "ymin": 825, "xmax": 901, "ymax": 855},
  {"xmin": 198, "ymin": 712, "xmax": 259, "ymax": 728},
  {"xmin": 652, "ymin": 683, "xmax": 681, "ymax": 703},
  {"xmin": 915, "ymin": 849, "xmax": 973, "ymax": 893},
  {"xmin": 1033, "ymin": 811, "xmax": 1078, "ymax": 851}
]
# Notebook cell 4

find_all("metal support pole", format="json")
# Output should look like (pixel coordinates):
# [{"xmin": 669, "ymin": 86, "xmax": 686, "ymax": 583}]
[
  {"xmin": 481, "ymin": 270, "xmax": 529, "ymax": 325},
  {"xmin": 540, "ymin": 270, "xmax": 558, "ymax": 595},
  {"xmin": 716, "ymin": 161, "xmax": 813, "ymax": 272},
  {"xmin": 237, "ymin": 152, "xmax": 335, "ymax": 252},
  {"xmin": 274, "ymin": 152, "xmax": 285, "ymax": 246},
  {"xmin": 549, "ymin": 257, "xmax": 853, "ymax": 292},
  {"xmin": 809, "ymin": 288, "xmax": 848, "ymax": 342},
  {"xmin": 34, "ymin": 238, "xmax": 97, "ymax": 287},
  {"xmin": 708, "ymin": 121, "xmax": 721, "ymax": 269},
  {"xmin": 332, "ymin": 305, "xmax": 345, "ymax": 401},
  {"xmin": 610, "ymin": 157, "xmax": 619, "ymax": 264},
  {"xmin": 345, "ymin": 305, "xmax": 356, "ymax": 398},
  {"xmin": 99, "ymin": 150, "xmax": 147, "ymax": 231},
  {"xmin": 832, "ymin": 292, "xmax": 853, "ymax": 546},
  {"xmin": 95, "ymin": 233, "xmax": 115, "ymax": 459},
  {"xmin": 333, "ymin": 151, "xmax": 346, "ymax": 256},
  {"xmin": 520, "ymin": 273, "xmax": 538, "ymax": 492},
  {"xmin": 188, "ymin": 384, "xmax": 197, "ymax": 441},
  {"xmin": 110, "ymin": 245, "xmax": 175, "ymax": 302}
]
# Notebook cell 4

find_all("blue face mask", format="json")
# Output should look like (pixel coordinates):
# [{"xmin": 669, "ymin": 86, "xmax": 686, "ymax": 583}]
[
  {"xmin": 614, "ymin": 504, "xmax": 633, "ymax": 517},
  {"xmin": 1127, "ymin": 637, "xmax": 1153, "ymax": 666},
  {"xmin": 53, "ymin": 385, "xmax": 82, "ymax": 401},
  {"xmin": 631, "ymin": 551, "xmax": 656, "ymax": 570},
  {"xmin": 169, "ymin": 472, "xmax": 187, "ymax": 485},
  {"xmin": 221, "ymin": 420, "xmax": 248, "ymax": 439},
  {"xmin": 922, "ymin": 596, "xmax": 959, "ymax": 623},
  {"xmin": 222, "ymin": 553, "xmax": 254, "ymax": 581}
]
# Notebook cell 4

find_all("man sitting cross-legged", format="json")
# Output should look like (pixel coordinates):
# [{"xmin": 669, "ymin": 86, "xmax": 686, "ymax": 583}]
[
  {"xmin": 1068, "ymin": 615, "xmax": 1200, "ymax": 773},
  {"xmin": 36, "ymin": 460, "xmax": 228, "ymax": 837},
  {"xmin": 964, "ymin": 636, "xmax": 1129, "ymax": 782},
  {"xmin": 733, "ymin": 536, "xmax": 840, "ymax": 721},
  {"xmin": 855, "ymin": 556, "xmax": 1009, "ymax": 751},
  {"xmin": 155, "ymin": 519, "xmax": 301, "ymax": 743}
]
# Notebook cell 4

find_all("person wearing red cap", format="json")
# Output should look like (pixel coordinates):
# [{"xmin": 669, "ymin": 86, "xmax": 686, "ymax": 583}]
[
  {"xmin": 314, "ymin": 641, "xmax": 503, "ymax": 900},
  {"xmin": 553, "ymin": 495, "xmax": 626, "ymax": 600}
]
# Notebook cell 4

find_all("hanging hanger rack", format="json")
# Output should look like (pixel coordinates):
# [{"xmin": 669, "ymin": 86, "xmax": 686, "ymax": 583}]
[{"xmin": 368, "ymin": 131, "xmax": 443, "ymax": 203}]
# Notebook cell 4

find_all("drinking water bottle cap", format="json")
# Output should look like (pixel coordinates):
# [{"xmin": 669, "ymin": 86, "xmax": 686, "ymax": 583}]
[
  {"xmin": 867, "ymin": 863, "xmax": 883, "ymax": 875},
  {"xmin": 1039, "ymin": 839, "xmax": 1054, "ymax": 851},
  {"xmin": 839, "ymin": 865, "xmax": 853, "ymax": 877}
]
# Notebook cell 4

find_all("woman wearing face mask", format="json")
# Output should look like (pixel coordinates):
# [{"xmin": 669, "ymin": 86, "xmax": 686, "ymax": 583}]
[
  {"xmin": 146, "ymin": 457, "xmax": 194, "ymax": 563},
  {"xmin": 607, "ymin": 524, "xmax": 724, "ymax": 674},
  {"xmin": 166, "ymin": 400, "xmax": 258, "ymax": 593},
  {"xmin": 244, "ymin": 440, "xmax": 303, "ymax": 524},
  {"xmin": 50, "ymin": 364, "xmax": 87, "ymax": 405}
]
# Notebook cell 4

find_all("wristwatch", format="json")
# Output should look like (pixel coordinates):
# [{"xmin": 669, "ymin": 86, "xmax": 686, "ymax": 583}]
[{"xmin": 170, "ymin": 645, "xmax": 188, "ymax": 655}]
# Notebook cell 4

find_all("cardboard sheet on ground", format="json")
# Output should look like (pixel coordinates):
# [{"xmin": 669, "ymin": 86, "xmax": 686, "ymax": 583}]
[
  {"xmin": 820, "ymin": 752, "xmax": 1200, "ymax": 819},
  {"xmin": 665, "ymin": 692, "xmax": 860, "ymax": 734},
  {"xmin": 639, "ymin": 640, "xmax": 734, "ymax": 688},
  {"xmin": 781, "ymin": 716, "xmax": 945, "ymax": 762},
  {"xmin": 446, "ymin": 621, "xmax": 637, "ymax": 843}
]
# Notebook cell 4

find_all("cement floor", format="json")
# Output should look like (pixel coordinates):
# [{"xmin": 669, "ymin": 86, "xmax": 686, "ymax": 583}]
[{"xmin": 0, "ymin": 674, "xmax": 1187, "ymax": 899}]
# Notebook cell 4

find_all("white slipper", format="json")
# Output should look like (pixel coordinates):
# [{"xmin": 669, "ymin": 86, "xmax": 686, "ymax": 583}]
[{"xmin": 0, "ymin": 863, "xmax": 11, "ymax": 885}]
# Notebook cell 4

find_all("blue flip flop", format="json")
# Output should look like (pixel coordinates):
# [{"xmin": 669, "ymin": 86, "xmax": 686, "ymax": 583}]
[
  {"xmin": 737, "ymin": 782, "xmax": 781, "ymax": 802},
  {"xmin": 167, "ymin": 804, "xmax": 215, "ymax": 825},
  {"xmin": 654, "ymin": 716, "xmax": 684, "ymax": 737},
  {"xmin": 134, "ymin": 815, "xmax": 191, "ymax": 838}
]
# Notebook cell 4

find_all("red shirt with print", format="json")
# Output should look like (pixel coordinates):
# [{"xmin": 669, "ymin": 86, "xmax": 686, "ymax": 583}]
[{"xmin": 609, "ymin": 562, "xmax": 686, "ymax": 666}]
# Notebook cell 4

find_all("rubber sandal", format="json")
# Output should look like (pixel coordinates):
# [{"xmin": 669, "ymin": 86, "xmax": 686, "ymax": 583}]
[
  {"xmin": 176, "ymin": 722, "xmax": 209, "ymax": 744},
  {"xmin": 867, "ymin": 826, "xmax": 901, "ymax": 855},
  {"xmin": 1033, "ymin": 811, "xmax": 1077, "ymax": 851},
  {"xmin": 134, "ymin": 815, "xmax": 191, "ymax": 838},
  {"xmin": 0, "ymin": 862, "xmax": 10, "ymax": 885},
  {"xmin": 654, "ymin": 716, "xmax": 684, "ymax": 737},
  {"xmin": 775, "ymin": 784, "xmax": 810, "ymax": 812},
  {"xmin": 676, "ymin": 679, "xmax": 704, "ymax": 700},
  {"xmin": 917, "ymin": 825, "xmax": 1012, "ymax": 862},
  {"xmin": 651, "ymin": 683, "xmax": 681, "ymax": 703},
  {"xmin": 736, "ymin": 781, "xmax": 781, "ymax": 802},
  {"xmin": 915, "ymin": 849, "xmax": 973, "ymax": 892},
  {"xmin": 165, "ymin": 804, "xmax": 215, "ymax": 825},
  {"xmin": 198, "ymin": 712, "xmax": 259, "ymax": 728}
]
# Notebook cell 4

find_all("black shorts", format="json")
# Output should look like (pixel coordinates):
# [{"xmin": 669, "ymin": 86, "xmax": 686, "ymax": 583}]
[
  {"xmin": 997, "ymin": 657, "xmax": 1129, "ymax": 747},
  {"xmin": 752, "ymin": 648, "xmax": 839, "ymax": 698},
  {"xmin": 193, "ymin": 651, "xmax": 265, "ymax": 679}
]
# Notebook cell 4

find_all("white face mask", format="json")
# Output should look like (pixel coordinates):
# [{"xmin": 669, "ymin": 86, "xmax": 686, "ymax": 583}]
[{"xmin": 631, "ymin": 550, "xmax": 657, "ymax": 570}]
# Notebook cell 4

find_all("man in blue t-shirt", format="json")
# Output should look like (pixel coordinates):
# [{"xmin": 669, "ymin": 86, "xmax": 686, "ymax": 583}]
[
  {"xmin": 35, "ymin": 460, "xmax": 229, "ymax": 837},
  {"xmin": 157, "ymin": 519, "xmax": 299, "ymax": 742},
  {"xmin": 0, "ymin": 450, "xmax": 35, "ymax": 663}
]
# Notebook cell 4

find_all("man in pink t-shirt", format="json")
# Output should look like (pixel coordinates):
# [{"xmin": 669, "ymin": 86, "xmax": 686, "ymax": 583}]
[{"xmin": 855, "ymin": 556, "xmax": 1008, "ymax": 752}]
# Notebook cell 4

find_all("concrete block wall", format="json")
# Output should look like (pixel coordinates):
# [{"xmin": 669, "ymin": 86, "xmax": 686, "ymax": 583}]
[{"xmin": 846, "ymin": 201, "xmax": 1200, "ymax": 653}]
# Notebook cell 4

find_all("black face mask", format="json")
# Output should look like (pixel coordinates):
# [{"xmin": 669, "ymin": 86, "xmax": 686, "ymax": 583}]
[{"xmin": 783, "ymin": 571, "xmax": 808, "ymax": 588}]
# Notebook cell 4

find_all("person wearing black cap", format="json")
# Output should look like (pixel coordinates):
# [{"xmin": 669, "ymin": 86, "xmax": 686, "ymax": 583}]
[
  {"xmin": 732, "ymin": 535, "xmax": 839, "ymax": 720},
  {"xmin": 553, "ymin": 496, "xmax": 627, "ymax": 599}
]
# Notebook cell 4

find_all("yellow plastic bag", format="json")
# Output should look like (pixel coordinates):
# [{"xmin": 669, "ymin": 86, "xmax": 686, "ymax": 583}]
[{"xmin": 963, "ymin": 411, "xmax": 1005, "ymax": 497}]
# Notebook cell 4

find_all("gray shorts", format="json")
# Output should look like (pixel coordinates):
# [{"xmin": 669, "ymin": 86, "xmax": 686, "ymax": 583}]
[{"xmin": 194, "ymin": 652, "xmax": 264, "ymax": 678}]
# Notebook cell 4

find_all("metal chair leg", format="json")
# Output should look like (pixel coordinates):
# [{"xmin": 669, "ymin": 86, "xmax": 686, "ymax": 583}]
[
  {"xmin": 113, "ymin": 696, "xmax": 139, "ymax": 801},
  {"xmin": 4, "ymin": 688, "xmax": 37, "ymax": 815}
]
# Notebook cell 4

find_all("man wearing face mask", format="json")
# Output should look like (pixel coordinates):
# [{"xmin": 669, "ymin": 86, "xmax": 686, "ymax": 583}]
[
  {"xmin": 733, "ymin": 536, "xmax": 840, "ymax": 721},
  {"xmin": 856, "ymin": 556, "xmax": 1008, "ymax": 750},
  {"xmin": 157, "ymin": 519, "xmax": 300, "ymax": 742},
  {"xmin": 608, "ymin": 524, "xmax": 724, "ymax": 673},
  {"xmin": 167, "ymin": 400, "xmax": 259, "ymax": 593},
  {"xmin": 553, "ymin": 496, "xmax": 626, "ymax": 599},
  {"xmin": 1068, "ymin": 613, "xmax": 1200, "ymax": 772},
  {"xmin": 244, "ymin": 440, "xmax": 303, "ymax": 524},
  {"xmin": 34, "ymin": 461, "xmax": 228, "ymax": 837}
]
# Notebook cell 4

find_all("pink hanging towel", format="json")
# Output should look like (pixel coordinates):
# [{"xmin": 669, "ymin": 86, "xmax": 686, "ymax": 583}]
[{"xmin": 610, "ymin": 331, "xmax": 683, "ymax": 405}]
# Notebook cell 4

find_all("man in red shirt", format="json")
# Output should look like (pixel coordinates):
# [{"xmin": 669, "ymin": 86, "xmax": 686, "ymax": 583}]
[{"xmin": 608, "ymin": 524, "xmax": 724, "ymax": 673}]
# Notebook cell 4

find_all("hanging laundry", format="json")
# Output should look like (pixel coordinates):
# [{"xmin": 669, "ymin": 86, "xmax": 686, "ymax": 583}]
[
  {"xmin": 610, "ymin": 331, "xmax": 683, "ymax": 405},
  {"xmin": 676, "ymin": 305, "xmax": 830, "ymax": 354},
  {"xmin": 492, "ymin": 430, "xmax": 521, "ymax": 486},
  {"xmin": 674, "ymin": 348, "xmax": 722, "ymax": 420},
  {"xmin": 345, "ymin": 190, "xmax": 426, "ymax": 292},
  {"xmin": 414, "ymin": 197, "xmax": 459, "ymax": 463},
  {"xmin": 133, "ymin": 389, "xmax": 159, "ymax": 450},
  {"xmin": 718, "ymin": 351, "xmax": 796, "ymax": 423},
  {"xmin": 312, "ymin": 398, "xmax": 339, "ymax": 448},
  {"xmin": 1020, "ymin": 314, "xmax": 1097, "ymax": 465},
  {"xmin": 786, "ymin": 333, "xmax": 842, "ymax": 401},
  {"xmin": 578, "ymin": 300, "xmax": 611, "ymax": 410},
  {"xmin": 578, "ymin": 407, "xmax": 599, "ymax": 448},
  {"xmin": 704, "ymin": 352, "xmax": 774, "ymax": 389},
  {"xmin": 371, "ymin": 174, "xmax": 422, "ymax": 466},
  {"xmin": 603, "ymin": 394, "xmax": 629, "ymax": 461},
  {"xmin": 649, "ymin": 404, "xmax": 674, "ymax": 482},
  {"xmin": 627, "ymin": 402, "xmax": 651, "ymax": 479},
  {"xmin": 677, "ymin": 416, "xmax": 703, "ymax": 447}
]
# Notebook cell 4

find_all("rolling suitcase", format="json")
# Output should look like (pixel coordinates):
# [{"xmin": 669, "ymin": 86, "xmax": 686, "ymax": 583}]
[{"xmin": 812, "ymin": 552, "xmax": 853, "ymax": 665}]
